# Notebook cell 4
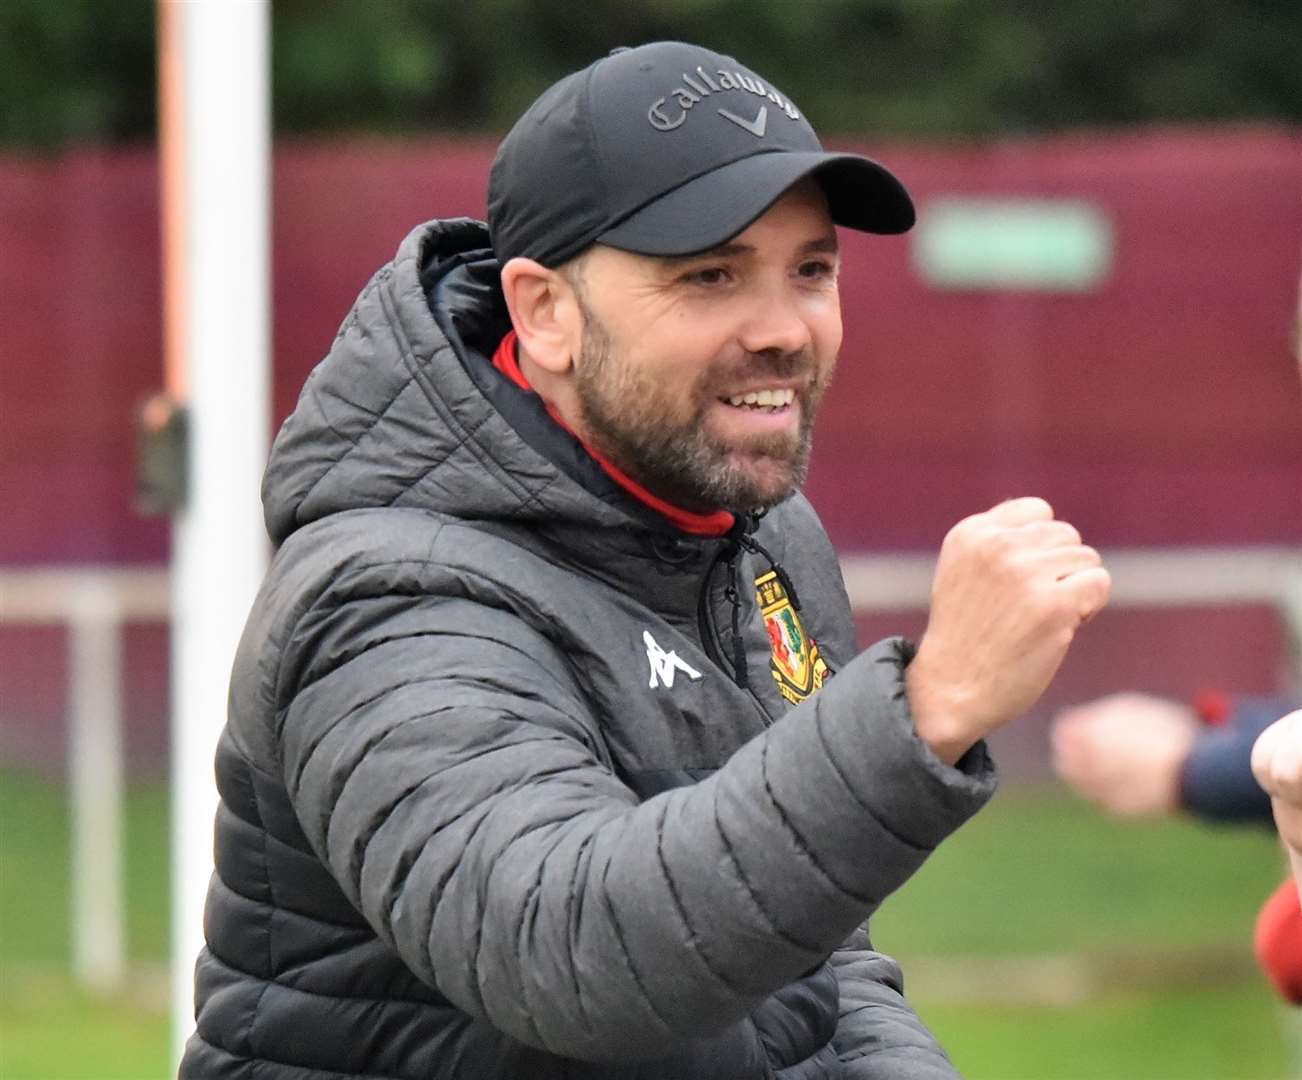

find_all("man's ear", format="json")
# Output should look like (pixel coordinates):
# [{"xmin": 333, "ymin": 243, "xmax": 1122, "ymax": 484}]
[{"xmin": 499, "ymin": 257, "xmax": 582, "ymax": 375}]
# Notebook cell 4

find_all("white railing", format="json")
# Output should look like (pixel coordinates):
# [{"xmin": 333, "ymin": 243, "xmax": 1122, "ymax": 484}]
[
  {"xmin": 841, "ymin": 544, "xmax": 1302, "ymax": 698},
  {"xmin": 0, "ymin": 567, "xmax": 168, "ymax": 992},
  {"xmin": 1, "ymin": 546, "xmax": 1299, "ymax": 992},
  {"xmin": 842, "ymin": 546, "xmax": 1302, "ymax": 615}
]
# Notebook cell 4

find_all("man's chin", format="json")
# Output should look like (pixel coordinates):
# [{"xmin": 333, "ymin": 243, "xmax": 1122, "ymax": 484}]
[{"xmin": 713, "ymin": 453, "xmax": 805, "ymax": 511}]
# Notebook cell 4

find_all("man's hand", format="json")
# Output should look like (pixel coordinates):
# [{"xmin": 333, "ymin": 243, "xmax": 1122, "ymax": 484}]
[
  {"xmin": 1050, "ymin": 693, "xmax": 1198, "ymax": 816},
  {"xmin": 906, "ymin": 497, "xmax": 1111, "ymax": 765},
  {"xmin": 1252, "ymin": 710, "xmax": 1302, "ymax": 854}
]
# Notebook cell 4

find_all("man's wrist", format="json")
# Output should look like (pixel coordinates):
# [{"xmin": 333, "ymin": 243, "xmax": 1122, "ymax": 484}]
[
  {"xmin": 905, "ymin": 663, "xmax": 977, "ymax": 767},
  {"xmin": 1286, "ymin": 843, "xmax": 1302, "ymax": 885},
  {"xmin": 1273, "ymin": 798, "xmax": 1302, "ymax": 856}
]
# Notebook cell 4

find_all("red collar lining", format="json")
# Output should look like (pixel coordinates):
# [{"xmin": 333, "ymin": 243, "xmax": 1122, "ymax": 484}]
[{"xmin": 491, "ymin": 330, "xmax": 735, "ymax": 537}]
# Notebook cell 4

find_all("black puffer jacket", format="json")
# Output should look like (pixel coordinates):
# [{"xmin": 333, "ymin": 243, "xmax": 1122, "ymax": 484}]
[{"xmin": 180, "ymin": 219, "xmax": 997, "ymax": 1079}]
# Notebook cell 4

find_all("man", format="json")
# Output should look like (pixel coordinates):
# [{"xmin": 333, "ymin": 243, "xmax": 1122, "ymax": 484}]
[{"xmin": 181, "ymin": 41, "xmax": 1109, "ymax": 1079}]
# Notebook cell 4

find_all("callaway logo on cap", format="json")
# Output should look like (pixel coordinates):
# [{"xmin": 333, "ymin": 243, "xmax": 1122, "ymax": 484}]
[{"xmin": 487, "ymin": 40, "xmax": 915, "ymax": 268}]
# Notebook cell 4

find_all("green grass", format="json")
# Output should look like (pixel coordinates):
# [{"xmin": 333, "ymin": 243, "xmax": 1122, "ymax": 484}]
[
  {"xmin": 873, "ymin": 784, "xmax": 1284, "ymax": 956},
  {"xmin": 0, "ymin": 771, "xmax": 1294, "ymax": 1079},
  {"xmin": 923, "ymin": 983, "xmax": 1293, "ymax": 1080},
  {"xmin": 873, "ymin": 787, "xmax": 1293, "ymax": 1079},
  {"xmin": 1, "ymin": 771, "xmax": 170, "ymax": 967},
  {"xmin": 1, "ymin": 977, "xmax": 169, "ymax": 1080},
  {"xmin": 1, "ymin": 769, "xmax": 170, "ymax": 1080}
]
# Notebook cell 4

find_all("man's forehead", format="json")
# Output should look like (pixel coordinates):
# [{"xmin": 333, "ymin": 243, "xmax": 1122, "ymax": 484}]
[{"xmin": 656, "ymin": 232, "xmax": 840, "ymax": 264}]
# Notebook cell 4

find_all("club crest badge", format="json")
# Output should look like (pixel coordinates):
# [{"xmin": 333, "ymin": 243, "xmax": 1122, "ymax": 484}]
[{"xmin": 755, "ymin": 570, "xmax": 830, "ymax": 704}]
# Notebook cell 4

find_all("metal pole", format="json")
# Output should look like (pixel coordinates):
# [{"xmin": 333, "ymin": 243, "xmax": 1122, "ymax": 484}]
[
  {"xmin": 68, "ymin": 580, "xmax": 126, "ymax": 992},
  {"xmin": 160, "ymin": 0, "xmax": 271, "ymax": 1066}
]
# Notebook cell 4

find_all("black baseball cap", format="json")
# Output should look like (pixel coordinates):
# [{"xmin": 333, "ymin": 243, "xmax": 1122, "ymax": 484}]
[{"xmin": 487, "ymin": 41, "xmax": 915, "ymax": 268}]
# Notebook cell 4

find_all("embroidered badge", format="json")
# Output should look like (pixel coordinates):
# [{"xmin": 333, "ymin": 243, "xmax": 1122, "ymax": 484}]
[{"xmin": 754, "ymin": 570, "xmax": 830, "ymax": 704}]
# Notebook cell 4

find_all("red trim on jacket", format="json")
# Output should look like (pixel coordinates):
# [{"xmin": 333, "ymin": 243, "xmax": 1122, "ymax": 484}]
[
  {"xmin": 491, "ymin": 330, "xmax": 735, "ymax": 537},
  {"xmin": 1255, "ymin": 877, "xmax": 1302, "ymax": 1004}
]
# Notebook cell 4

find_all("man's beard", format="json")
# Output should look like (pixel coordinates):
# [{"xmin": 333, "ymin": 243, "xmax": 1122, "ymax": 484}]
[{"xmin": 572, "ymin": 299, "xmax": 828, "ymax": 514}]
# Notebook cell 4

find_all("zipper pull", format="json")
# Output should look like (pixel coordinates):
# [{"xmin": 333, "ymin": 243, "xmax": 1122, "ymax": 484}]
[{"xmin": 738, "ymin": 533, "xmax": 802, "ymax": 611}]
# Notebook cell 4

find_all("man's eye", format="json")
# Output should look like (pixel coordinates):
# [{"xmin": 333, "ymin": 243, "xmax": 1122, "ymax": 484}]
[
  {"xmin": 798, "ymin": 259, "xmax": 836, "ymax": 280},
  {"xmin": 682, "ymin": 266, "xmax": 730, "ymax": 286}
]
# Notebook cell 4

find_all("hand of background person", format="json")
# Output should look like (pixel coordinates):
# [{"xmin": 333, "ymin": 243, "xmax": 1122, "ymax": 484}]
[
  {"xmin": 1049, "ymin": 693, "xmax": 1199, "ymax": 816},
  {"xmin": 1252, "ymin": 710, "xmax": 1302, "ymax": 854},
  {"xmin": 906, "ymin": 497, "xmax": 1111, "ymax": 766}
]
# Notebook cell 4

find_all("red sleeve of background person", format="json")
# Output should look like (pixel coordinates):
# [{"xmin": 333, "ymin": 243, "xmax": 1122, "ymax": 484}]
[{"xmin": 1255, "ymin": 878, "xmax": 1302, "ymax": 1004}]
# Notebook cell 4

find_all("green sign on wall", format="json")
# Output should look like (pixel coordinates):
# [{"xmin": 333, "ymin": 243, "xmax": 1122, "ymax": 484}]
[{"xmin": 912, "ymin": 198, "xmax": 1113, "ymax": 292}]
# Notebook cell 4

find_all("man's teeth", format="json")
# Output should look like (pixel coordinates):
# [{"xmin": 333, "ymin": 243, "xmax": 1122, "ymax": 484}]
[{"xmin": 725, "ymin": 388, "xmax": 796, "ymax": 408}]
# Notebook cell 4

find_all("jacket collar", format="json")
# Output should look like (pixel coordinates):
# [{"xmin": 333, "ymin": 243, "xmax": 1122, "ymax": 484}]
[
  {"xmin": 263, "ymin": 218, "xmax": 744, "ymax": 558},
  {"xmin": 489, "ymin": 330, "xmax": 735, "ymax": 538}
]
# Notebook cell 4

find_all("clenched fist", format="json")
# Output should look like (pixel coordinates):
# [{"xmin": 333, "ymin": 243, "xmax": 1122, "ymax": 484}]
[
  {"xmin": 1252, "ymin": 710, "xmax": 1302, "ymax": 854},
  {"xmin": 906, "ymin": 497, "xmax": 1111, "ymax": 765},
  {"xmin": 1050, "ymin": 693, "xmax": 1198, "ymax": 816}
]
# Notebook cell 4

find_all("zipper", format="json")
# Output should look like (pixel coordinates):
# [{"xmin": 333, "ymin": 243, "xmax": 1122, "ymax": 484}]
[
  {"xmin": 695, "ymin": 542, "xmax": 738, "ymax": 680},
  {"xmin": 695, "ymin": 533, "xmax": 775, "ymax": 724}
]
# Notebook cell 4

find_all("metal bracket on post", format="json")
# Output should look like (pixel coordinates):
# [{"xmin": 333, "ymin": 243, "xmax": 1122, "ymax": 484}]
[{"xmin": 135, "ymin": 393, "xmax": 189, "ymax": 515}]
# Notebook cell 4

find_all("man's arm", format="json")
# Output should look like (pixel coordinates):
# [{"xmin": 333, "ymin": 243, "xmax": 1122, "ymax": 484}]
[
  {"xmin": 1183, "ymin": 697, "xmax": 1285, "ymax": 824},
  {"xmin": 1252, "ymin": 710, "xmax": 1302, "ymax": 860},
  {"xmin": 1050, "ymin": 692, "xmax": 1281, "ymax": 824},
  {"xmin": 832, "ymin": 925, "xmax": 960, "ymax": 1079},
  {"xmin": 267, "ymin": 494, "xmax": 1100, "ymax": 1066},
  {"xmin": 274, "ymin": 578, "xmax": 993, "ymax": 1066}
]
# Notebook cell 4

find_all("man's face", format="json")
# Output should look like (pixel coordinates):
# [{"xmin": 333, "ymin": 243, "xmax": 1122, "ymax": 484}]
[{"xmin": 567, "ymin": 180, "xmax": 843, "ymax": 514}]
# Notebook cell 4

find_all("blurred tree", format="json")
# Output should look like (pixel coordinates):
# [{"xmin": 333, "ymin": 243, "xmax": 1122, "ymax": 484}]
[
  {"xmin": 1, "ymin": 0, "xmax": 1299, "ymax": 150},
  {"xmin": 0, "ymin": 0, "xmax": 155, "ymax": 149}
]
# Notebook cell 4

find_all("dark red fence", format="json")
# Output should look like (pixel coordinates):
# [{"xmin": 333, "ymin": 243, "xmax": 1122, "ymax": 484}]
[
  {"xmin": 2, "ymin": 128, "xmax": 1299, "ymax": 565},
  {"xmin": 2, "ymin": 130, "xmax": 1299, "ymax": 772}
]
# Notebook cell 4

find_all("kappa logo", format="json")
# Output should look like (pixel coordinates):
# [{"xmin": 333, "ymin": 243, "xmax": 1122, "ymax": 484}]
[
  {"xmin": 647, "ymin": 65, "xmax": 800, "ymax": 132},
  {"xmin": 643, "ymin": 630, "xmax": 702, "ymax": 690}
]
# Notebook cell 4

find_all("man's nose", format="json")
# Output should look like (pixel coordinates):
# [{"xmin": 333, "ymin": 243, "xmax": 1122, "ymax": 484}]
[{"xmin": 736, "ymin": 286, "xmax": 813, "ymax": 358}]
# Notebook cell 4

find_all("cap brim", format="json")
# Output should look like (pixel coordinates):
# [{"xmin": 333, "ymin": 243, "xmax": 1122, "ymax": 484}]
[{"xmin": 596, "ymin": 150, "xmax": 915, "ymax": 257}]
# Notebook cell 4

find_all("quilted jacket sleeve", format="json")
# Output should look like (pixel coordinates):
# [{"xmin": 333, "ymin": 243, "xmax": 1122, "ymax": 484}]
[
  {"xmin": 831, "ymin": 925, "xmax": 960, "ymax": 1078},
  {"xmin": 268, "ymin": 563, "xmax": 995, "ymax": 1065},
  {"xmin": 1180, "ymin": 696, "xmax": 1287, "ymax": 824}
]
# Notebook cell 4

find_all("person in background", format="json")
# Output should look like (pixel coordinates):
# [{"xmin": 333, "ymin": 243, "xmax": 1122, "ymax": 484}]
[
  {"xmin": 1054, "ymin": 693, "xmax": 1302, "ymax": 1000},
  {"xmin": 1056, "ymin": 274, "xmax": 1302, "ymax": 1003},
  {"xmin": 1052, "ymin": 693, "xmax": 1302, "ymax": 995},
  {"xmin": 1051, "ymin": 691, "xmax": 1275, "ymax": 824},
  {"xmin": 1252, "ymin": 708, "xmax": 1302, "ymax": 1002}
]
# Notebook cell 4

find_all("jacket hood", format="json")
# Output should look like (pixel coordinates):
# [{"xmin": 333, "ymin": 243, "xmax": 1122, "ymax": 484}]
[{"xmin": 263, "ymin": 219, "xmax": 673, "ymax": 547}]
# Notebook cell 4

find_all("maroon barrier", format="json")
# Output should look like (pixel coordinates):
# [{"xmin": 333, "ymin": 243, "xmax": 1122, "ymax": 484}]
[
  {"xmin": 2, "ymin": 129, "xmax": 1299, "ymax": 565},
  {"xmin": 1, "ymin": 130, "xmax": 1299, "ymax": 770}
]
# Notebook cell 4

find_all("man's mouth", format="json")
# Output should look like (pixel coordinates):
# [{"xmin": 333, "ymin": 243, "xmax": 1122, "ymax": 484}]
[{"xmin": 722, "ymin": 387, "xmax": 796, "ymax": 411}]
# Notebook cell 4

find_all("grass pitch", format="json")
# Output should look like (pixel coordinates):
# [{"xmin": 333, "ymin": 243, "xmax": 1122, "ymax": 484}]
[{"xmin": 0, "ymin": 768, "xmax": 1292, "ymax": 1079}]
